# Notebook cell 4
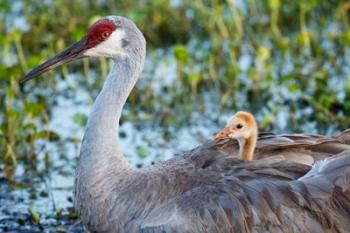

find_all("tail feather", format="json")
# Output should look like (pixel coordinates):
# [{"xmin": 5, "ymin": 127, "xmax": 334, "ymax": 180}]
[
  {"xmin": 335, "ymin": 129, "xmax": 350, "ymax": 144},
  {"xmin": 299, "ymin": 150, "xmax": 350, "ymax": 198}
]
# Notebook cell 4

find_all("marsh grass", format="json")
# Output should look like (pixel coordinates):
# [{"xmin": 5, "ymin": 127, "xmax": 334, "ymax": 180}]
[{"xmin": 1, "ymin": 0, "xmax": 350, "ymax": 176}]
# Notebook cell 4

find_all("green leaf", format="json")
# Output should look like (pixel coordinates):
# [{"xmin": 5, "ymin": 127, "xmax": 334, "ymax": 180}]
[
  {"xmin": 24, "ymin": 103, "xmax": 43, "ymax": 118},
  {"xmin": 73, "ymin": 113, "xmax": 88, "ymax": 127},
  {"xmin": 137, "ymin": 146, "xmax": 148, "ymax": 158},
  {"xmin": 269, "ymin": 0, "xmax": 280, "ymax": 10},
  {"xmin": 257, "ymin": 46, "xmax": 270, "ymax": 61},
  {"xmin": 188, "ymin": 72, "xmax": 200, "ymax": 87},
  {"xmin": 28, "ymin": 206, "xmax": 40, "ymax": 224},
  {"xmin": 174, "ymin": 45, "xmax": 189, "ymax": 64}
]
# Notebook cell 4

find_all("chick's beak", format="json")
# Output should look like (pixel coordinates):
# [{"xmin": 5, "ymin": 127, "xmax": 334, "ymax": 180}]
[{"xmin": 213, "ymin": 127, "xmax": 232, "ymax": 141}]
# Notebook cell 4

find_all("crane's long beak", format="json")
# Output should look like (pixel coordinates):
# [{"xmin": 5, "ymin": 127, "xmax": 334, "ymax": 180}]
[
  {"xmin": 213, "ymin": 127, "xmax": 232, "ymax": 141},
  {"xmin": 20, "ymin": 37, "xmax": 89, "ymax": 84}
]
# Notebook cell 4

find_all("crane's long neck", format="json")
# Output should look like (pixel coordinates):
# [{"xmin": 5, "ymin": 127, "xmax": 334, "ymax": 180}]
[
  {"xmin": 237, "ymin": 133, "xmax": 257, "ymax": 161},
  {"xmin": 80, "ymin": 51, "xmax": 145, "ymax": 170}
]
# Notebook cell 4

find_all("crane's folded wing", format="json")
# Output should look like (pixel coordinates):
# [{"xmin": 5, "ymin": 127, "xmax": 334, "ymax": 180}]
[
  {"xmin": 214, "ymin": 130, "xmax": 350, "ymax": 165},
  {"xmin": 140, "ymin": 152, "xmax": 350, "ymax": 233}
]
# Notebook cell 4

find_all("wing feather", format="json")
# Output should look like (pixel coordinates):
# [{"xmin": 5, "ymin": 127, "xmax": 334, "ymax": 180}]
[
  {"xmin": 140, "ymin": 151, "xmax": 350, "ymax": 233},
  {"xmin": 215, "ymin": 130, "xmax": 350, "ymax": 165}
]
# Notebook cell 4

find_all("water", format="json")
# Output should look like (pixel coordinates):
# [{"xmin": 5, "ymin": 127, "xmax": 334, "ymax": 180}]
[{"xmin": 0, "ymin": 51, "xmax": 221, "ymax": 232}]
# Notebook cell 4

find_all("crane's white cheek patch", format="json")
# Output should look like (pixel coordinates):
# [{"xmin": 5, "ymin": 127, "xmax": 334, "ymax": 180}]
[
  {"xmin": 229, "ymin": 132, "xmax": 245, "ymax": 140},
  {"xmin": 229, "ymin": 133, "xmax": 237, "ymax": 138},
  {"xmin": 243, "ymin": 130, "xmax": 251, "ymax": 139},
  {"xmin": 84, "ymin": 30, "xmax": 126, "ymax": 57}
]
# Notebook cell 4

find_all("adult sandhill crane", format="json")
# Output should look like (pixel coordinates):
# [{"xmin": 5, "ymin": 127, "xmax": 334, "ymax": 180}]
[{"xmin": 21, "ymin": 16, "xmax": 350, "ymax": 233}]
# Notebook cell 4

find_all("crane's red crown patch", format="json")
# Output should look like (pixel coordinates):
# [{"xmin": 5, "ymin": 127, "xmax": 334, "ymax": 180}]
[{"xmin": 86, "ymin": 19, "xmax": 117, "ymax": 48}]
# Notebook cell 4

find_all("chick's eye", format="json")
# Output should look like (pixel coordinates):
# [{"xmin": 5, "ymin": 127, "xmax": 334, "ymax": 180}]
[
  {"xmin": 236, "ymin": 123, "xmax": 243, "ymax": 129},
  {"xmin": 101, "ymin": 31, "xmax": 110, "ymax": 39}
]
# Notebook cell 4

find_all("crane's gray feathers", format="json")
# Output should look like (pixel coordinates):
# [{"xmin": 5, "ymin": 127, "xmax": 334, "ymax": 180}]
[
  {"xmin": 215, "ymin": 130, "xmax": 350, "ymax": 165},
  {"xmin": 139, "ymin": 150, "xmax": 350, "ymax": 233},
  {"xmin": 77, "ymin": 128, "xmax": 350, "ymax": 232},
  {"xmin": 335, "ymin": 129, "xmax": 350, "ymax": 144}
]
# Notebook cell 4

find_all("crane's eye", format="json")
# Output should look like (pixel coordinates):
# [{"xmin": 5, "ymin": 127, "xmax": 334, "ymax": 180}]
[
  {"xmin": 236, "ymin": 123, "xmax": 243, "ymax": 129},
  {"xmin": 101, "ymin": 31, "xmax": 110, "ymax": 39}
]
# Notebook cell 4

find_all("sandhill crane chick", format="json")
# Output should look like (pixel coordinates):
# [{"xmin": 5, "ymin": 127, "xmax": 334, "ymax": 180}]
[{"xmin": 214, "ymin": 111, "xmax": 257, "ymax": 161}]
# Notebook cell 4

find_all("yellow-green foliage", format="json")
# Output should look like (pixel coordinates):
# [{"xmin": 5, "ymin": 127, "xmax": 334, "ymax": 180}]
[{"xmin": 0, "ymin": 0, "xmax": 349, "ymax": 174}]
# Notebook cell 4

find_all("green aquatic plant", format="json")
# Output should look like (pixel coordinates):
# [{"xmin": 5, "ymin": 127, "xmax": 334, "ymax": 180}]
[{"xmin": 0, "ymin": 0, "xmax": 349, "ymax": 177}]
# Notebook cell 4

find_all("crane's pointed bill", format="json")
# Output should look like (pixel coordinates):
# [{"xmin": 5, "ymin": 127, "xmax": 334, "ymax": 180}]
[{"xmin": 20, "ymin": 38, "xmax": 89, "ymax": 84}]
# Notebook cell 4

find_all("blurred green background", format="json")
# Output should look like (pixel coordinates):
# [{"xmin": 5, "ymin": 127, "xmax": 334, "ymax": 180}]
[
  {"xmin": 0, "ymin": 0, "xmax": 349, "ymax": 231},
  {"xmin": 1, "ymin": 0, "xmax": 350, "ymax": 175},
  {"xmin": 1, "ymin": 0, "xmax": 350, "ymax": 176}
]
